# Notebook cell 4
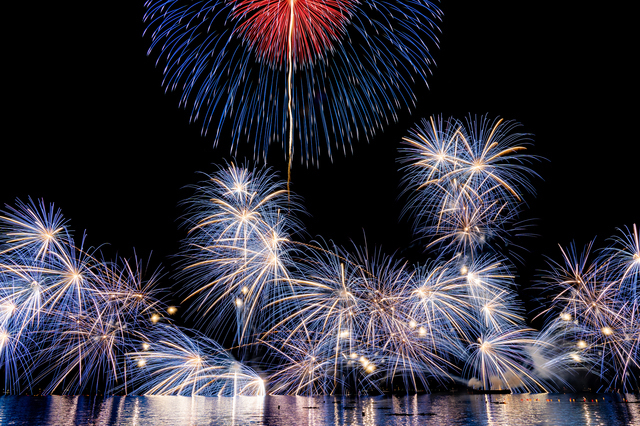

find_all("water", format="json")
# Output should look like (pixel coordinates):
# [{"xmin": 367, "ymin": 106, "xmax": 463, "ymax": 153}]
[{"xmin": 0, "ymin": 393, "xmax": 638, "ymax": 426}]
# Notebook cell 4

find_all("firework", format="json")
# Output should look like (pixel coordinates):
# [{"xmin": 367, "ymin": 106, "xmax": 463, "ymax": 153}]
[
  {"xmin": 179, "ymin": 163, "xmax": 303, "ymax": 347},
  {"xmin": 262, "ymin": 241, "xmax": 553, "ymax": 394},
  {"xmin": 4, "ymin": 147, "xmax": 633, "ymax": 397},
  {"xmin": 465, "ymin": 325, "xmax": 554, "ymax": 393},
  {"xmin": 537, "ymin": 227, "xmax": 640, "ymax": 392},
  {"xmin": 37, "ymin": 256, "xmax": 165, "ymax": 395},
  {"xmin": 346, "ymin": 246, "xmax": 458, "ymax": 392},
  {"xmin": 0, "ymin": 198, "xmax": 70, "ymax": 261},
  {"xmin": 606, "ymin": 224, "xmax": 639, "ymax": 298},
  {"xmin": 407, "ymin": 258, "xmax": 475, "ymax": 348},
  {"xmin": 400, "ymin": 115, "xmax": 538, "ymax": 257},
  {"xmin": 0, "ymin": 200, "xmax": 166, "ymax": 395},
  {"xmin": 461, "ymin": 255, "xmax": 525, "ymax": 332},
  {"xmin": 0, "ymin": 303, "xmax": 35, "ymax": 394},
  {"xmin": 264, "ymin": 329, "xmax": 354, "ymax": 395},
  {"xmin": 127, "ymin": 324, "xmax": 265, "ymax": 396},
  {"xmin": 143, "ymin": 0, "xmax": 442, "ymax": 165},
  {"xmin": 398, "ymin": 116, "xmax": 556, "ymax": 394},
  {"xmin": 264, "ymin": 242, "xmax": 466, "ymax": 394}
]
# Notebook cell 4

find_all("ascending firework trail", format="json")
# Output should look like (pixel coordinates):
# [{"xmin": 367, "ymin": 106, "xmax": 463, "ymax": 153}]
[{"xmin": 144, "ymin": 1, "xmax": 443, "ymax": 171}]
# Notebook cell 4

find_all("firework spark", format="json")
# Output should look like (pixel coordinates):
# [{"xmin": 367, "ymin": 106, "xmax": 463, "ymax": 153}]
[
  {"xmin": 3, "ymin": 137, "xmax": 635, "ymax": 397},
  {"xmin": 537, "ymin": 227, "xmax": 640, "ymax": 392},
  {"xmin": 400, "ymin": 115, "xmax": 538, "ymax": 257},
  {"xmin": 127, "ymin": 325, "xmax": 265, "ymax": 396},
  {"xmin": 179, "ymin": 163, "xmax": 303, "ymax": 347},
  {"xmin": 143, "ymin": 0, "xmax": 442, "ymax": 165}
]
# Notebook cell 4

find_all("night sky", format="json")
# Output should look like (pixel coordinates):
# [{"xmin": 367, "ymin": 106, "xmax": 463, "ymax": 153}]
[{"xmin": 3, "ymin": 2, "xmax": 637, "ymax": 316}]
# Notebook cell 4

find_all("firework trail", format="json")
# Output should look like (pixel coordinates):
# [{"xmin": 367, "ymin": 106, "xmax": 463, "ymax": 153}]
[
  {"xmin": 465, "ymin": 325, "xmax": 554, "ymax": 393},
  {"xmin": 537, "ymin": 226, "xmax": 640, "ymax": 392},
  {"xmin": 400, "ymin": 115, "xmax": 538, "ymax": 258},
  {"xmin": 143, "ymin": 0, "xmax": 442, "ymax": 167},
  {"xmin": 179, "ymin": 163, "xmax": 304, "ymax": 348},
  {"xmin": 127, "ymin": 324, "xmax": 265, "ymax": 396},
  {"xmin": 1, "ymin": 199, "xmax": 264, "ymax": 396}
]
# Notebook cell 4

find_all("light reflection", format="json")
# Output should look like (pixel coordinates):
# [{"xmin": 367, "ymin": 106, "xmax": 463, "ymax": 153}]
[
  {"xmin": 0, "ymin": 393, "xmax": 635, "ymax": 425},
  {"xmin": 44, "ymin": 395, "xmax": 78, "ymax": 425},
  {"xmin": 94, "ymin": 397, "xmax": 115, "ymax": 424},
  {"xmin": 626, "ymin": 394, "xmax": 640, "ymax": 425}
]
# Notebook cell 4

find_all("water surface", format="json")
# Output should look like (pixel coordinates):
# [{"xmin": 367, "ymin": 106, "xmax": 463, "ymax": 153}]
[{"xmin": 1, "ymin": 393, "xmax": 638, "ymax": 425}]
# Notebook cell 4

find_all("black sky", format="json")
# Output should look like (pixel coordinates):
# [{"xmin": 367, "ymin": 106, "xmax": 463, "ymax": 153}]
[{"xmin": 3, "ymin": 2, "xmax": 637, "ymax": 305}]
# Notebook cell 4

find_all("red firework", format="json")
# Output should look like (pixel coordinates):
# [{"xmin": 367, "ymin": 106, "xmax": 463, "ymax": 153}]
[{"xmin": 231, "ymin": 0, "xmax": 357, "ymax": 66}]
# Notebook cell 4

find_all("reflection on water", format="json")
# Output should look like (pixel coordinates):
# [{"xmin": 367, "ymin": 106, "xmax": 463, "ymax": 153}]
[{"xmin": 0, "ymin": 393, "xmax": 638, "ymax": 426}]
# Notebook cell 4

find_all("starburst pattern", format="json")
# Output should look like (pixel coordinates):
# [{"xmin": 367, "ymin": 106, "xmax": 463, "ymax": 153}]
[
  {"xmin": 537, "ymin": 228, "xmax": 640, "ymax": 392},
  {"xmin": 179, "ymin": 163, "xmax": 303, "ymax": 347},
  {"xmin": 143, "ymin": 0, "xmax": 442, "ymax": 163},
  {"xmin": 3, "ymin": 130, "xmax": 636, "ymax": 396},
  {"xmin": 127, "ymin": 325, "xmax": 265, "ymax": 396},
  {"xmin": 400, "ymin": 115, "xmax": 538, "ymax": 257},
  {"xmin": 0, "ymin": 199, "xmax": 261, "ymax": 396}
]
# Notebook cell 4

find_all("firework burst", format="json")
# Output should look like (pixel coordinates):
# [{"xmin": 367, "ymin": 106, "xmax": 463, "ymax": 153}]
[
  {"xmin": 263, "ymin": 242, "xmax": 468, "ymax": 394},
  {"xmin": 537, "ymin": 227, "xmax": 640, "ymax": 392},
  {"xmin": 179, "ymin": 163, "xmax": 303, "ymax": 347},
  {"xmin": 143, "ymin": 0, "xmax": 442, "ymax": 165},
  {"xmin": 465, "ymin": 325, "xmax": 554, "ymax": 393},
  {"xmin": 0, "ymin": 200, "xmax": 166, "ymax": 395},
  {"xmin": 127, "ymin": 325, "xmax": 265, "ymax": 396},
  {"xmin": 3, "ymin": 119, "xmax": 634, "ymax": 397},
  {"xmin": 400, "ymin": 115, "xmax": 538, "ymax": 257}
]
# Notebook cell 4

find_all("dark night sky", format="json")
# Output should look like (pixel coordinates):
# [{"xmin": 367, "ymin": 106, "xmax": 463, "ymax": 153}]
[{"xmin": 3, "ymin": 2, "xmax": 637, "ymax": 309}]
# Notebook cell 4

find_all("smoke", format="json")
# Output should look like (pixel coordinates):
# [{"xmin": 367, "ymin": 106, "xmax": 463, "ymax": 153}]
[
  {"xmin": 468, "ymin": 378, "xmax": 482, "ymax": 389},
  {"xmin": 491, "ymin": 371, "xmax": 522, "ymax": 390},
  {"xmin": 489, "ymin": 376, "xmax": 503, "ymax": 389},
  {"xmin": 527, "ymin": 345, "xmax": 554, "ymax": 379},
  {"xmin": 467, "ymin": 372, "xmax": 523, "ymax": 390}
]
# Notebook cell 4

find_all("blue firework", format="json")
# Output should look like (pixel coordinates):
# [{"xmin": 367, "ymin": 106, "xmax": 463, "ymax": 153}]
[
  {"xmin": 143, "ymin": 0, "xmax": 442, "ymax": 164},
  {"xmin": 0, "ymin": 200, "xmax": 168, "ymax": 395}
]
